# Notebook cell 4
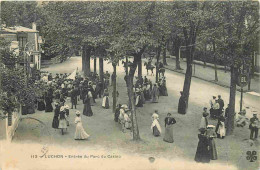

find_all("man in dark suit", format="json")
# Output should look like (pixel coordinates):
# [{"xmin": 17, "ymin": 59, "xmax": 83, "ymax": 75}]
[
  {"xmin": 218, "ymin": 95, "xmax": 224, "ymax": 114},
  {"xmin": 70, "ymin": 86, "xmax": 77, "ymax": 109},
  {"xmin": 249, "ymin": 113, "xmax": 259, "ymax": 140}
]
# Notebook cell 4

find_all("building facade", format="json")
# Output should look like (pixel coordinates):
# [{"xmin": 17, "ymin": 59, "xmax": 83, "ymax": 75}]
[{"xmin": 0, "ymin": 23, "xmax": 43, "ymax": 70}]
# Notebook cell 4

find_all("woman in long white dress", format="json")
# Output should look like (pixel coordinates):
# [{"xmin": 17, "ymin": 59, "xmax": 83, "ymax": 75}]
[
  {"xmin": 151, "ymin": 110, "xmax": 162, "ymax": 137},
  {"xmin": 74, "ymin": 110, "xmax": 90, "ymax": 140},
  {"xmin": 102, "ymin": 89, "xmax": 110, "ymax": 109}
]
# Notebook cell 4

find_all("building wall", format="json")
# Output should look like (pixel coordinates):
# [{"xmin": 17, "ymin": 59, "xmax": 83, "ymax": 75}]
[
  {"xmin": 0, "ymin": 33, "xmax": 17, "ymax": 42},
  {"xmin": 6, "ymin": 108, "xmax": 21, "ymax": 142}
]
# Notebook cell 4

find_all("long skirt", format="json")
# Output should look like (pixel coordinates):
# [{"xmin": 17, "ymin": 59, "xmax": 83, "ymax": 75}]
[
  {"xmin": 162, "ymin": 86, "xmax": 168, "ymax": 96},
  {"xmin": 125, "ymin": 121, "xmax": 132, "ymax": 129},
  {"xmin": 163, "ymin": 124, "xmax": 174, "ymax": 143},
  {"xmin": 102, "ymin": 96, "xmax": 109, "ymax": 109},
  {"xmin": 45, "ymin": 101, "xmax": 53, "ymax": 112},
  {"xmin": 74, "ymin": 122, "xmax": 90, "ymax": 140},
  {"xmin": 89, "ymin": 97, "xmax": 95, "ymax": 106},
  {"xmin": 178, "ymin": 97, "xmax": 186, "ymax": 114},
  {"xmin": 37, "ymin": 101, "xmax": 45, "ymax": 111},
  {"xmin": 153, "ymin": 126, "xmax": 160, "ymax": 137},
  {"xmin": 140, "ymin": 92, "xmax": 146, "ymax": 104},
  {"xmin": 58, "ymin": 119, "xmax": 67, "ymax": 129},
  {"xmin": 195, "ymin": 141, "xmax": 211, "ymax": 163},
  {"xmin": 152, "ymin": 95, "xmax": 158, "ymax": 103},
  {"xmin": 209, "ymin": 139, "xmax": 218, "ymax": 160},
  {"xmin": 135, "ymin": 95, "xmax": 143, "ymax": 107},
  {"xmin": 52, "ymin": 116, "xmax": 59, "ymax": 129},
  {"xmin": 83, "ymin": 103, "xmax": 93, "ymax": 117}
]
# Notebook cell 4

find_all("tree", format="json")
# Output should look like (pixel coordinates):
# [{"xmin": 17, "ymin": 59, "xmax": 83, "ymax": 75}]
[
  {"xmin": 218, "ymin": 1, "xmax": 259, "ymax": 135},
  {"xmin": 1, "ymin": 1, "xmax": 39, "ymax": 27},
  {"xmin": 175, "ymin": 2, "xmax": 207, "ymax": 111}
]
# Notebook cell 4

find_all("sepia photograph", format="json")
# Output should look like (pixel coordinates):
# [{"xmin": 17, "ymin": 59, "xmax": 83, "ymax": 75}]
[{"xmin": 0, "ymin": 1, "xmax": 259, "ymax": 170}]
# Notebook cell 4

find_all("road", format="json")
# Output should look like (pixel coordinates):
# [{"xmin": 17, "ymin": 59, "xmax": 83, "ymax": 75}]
[{"xmin": 4, "ymin": 56, "xmax": 259, "ymax": 170}]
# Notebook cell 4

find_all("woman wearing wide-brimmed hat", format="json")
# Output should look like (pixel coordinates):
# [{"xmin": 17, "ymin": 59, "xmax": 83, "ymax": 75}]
[
  {"xmin": 74, "ymin": 110, "xmax": 90, "ymax": 140},
  {"xmin": 194, "ymin": 128, "xmax": 210, "ymax": 163},
  {"xmin": 58, "ymin": 106, "xmax": 67, "ymax": 135},
  {"xmin": 151, "ymin": 110, "xmax": 162, "ymax": 137}
]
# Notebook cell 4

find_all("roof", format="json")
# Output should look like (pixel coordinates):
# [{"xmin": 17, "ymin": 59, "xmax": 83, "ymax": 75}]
[{"xmin": 1, "ymin": 26, "xmax": 39, "ymax": 34}]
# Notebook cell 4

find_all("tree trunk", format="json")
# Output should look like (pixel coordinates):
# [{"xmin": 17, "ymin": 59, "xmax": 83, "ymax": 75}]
[
  {"xmin": 226, "ymin": 66, "xmax": 236, "ymax": 135},
  {"xmin": 213, "ymin": 41, "xmax": 218, "ymax": 81},
  {"xmin": 99, "ymin": 57, "xmax": 104, "ymax": 94},
  {"xmin": 138, "ymin": 57, "xmax": 142, "ymax": 79},
  {"xmin": 82, "ymin": 46, "xmax": 86, "ymax": 73},
  {"xmin": 94, "ymin": 57, "xmax": 97, "ymax": 74},
  {"xmin": 163, "ymin": 40, "xmax": 167, "ymax": 66},
  {"xmin": 182, "ymin": 48, "xmax": 193, "ymax": 109},
  {"xmin": 203, "ymin": 43, "xmax": 206, "ymax": 68},
  {"xmin": 85, "ymin": 46, "xmax": 91, "ymax": 77},
  {"xmin": 224, "ymin": 55, "xmax": 227, "ymax": 73},
  {"xmin": 112, "ymin": 63, "xmax": 117, "ymax": 113},
  {"xmin": 126, "ymin": 48, "xmax": 146, "ymax": 141},
  {"xmin": 126, "ymin": 55, "xmax": 129, "ymax": 76},
  {"xmin": 174, "ymin": 38, "xmax": 181, "ymax": 70},
  {"xmin": 156, "ymin": 45, "xmax": 161, "ymax": 83}
]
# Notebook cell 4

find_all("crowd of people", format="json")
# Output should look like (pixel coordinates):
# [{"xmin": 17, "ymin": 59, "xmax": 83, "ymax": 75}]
[
  {"xmin": 32, "ymin": 70, "xmax": 113, "ymax": 138},
  {"xmin": 29, "ymin": 61, "xmax": 259, "ymax": 163},
  {"xmin": 133, "ymin": 75, "xmax": 168, "ymax": 107},
  {"xmin": 195, "ymin": 95, "xmax": 260, "ymax": 163}
]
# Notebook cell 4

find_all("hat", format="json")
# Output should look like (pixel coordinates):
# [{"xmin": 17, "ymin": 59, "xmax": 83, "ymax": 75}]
[
  {"xmin": 199, "ymin": 128, "xmax": 206, "ymax": 133},
  {"xmin": 60, "ymin": 106, "xmax": 65, "ymax": 112},
  {"xmin": 203, "ymin": 112, "xmax": 209, "ymax": 117},
  {"xmin": 121, "ymin": 104, "xmax": 128, "ymax": 109},
  {"xmin": 64, "ymin": 105, "xmax": 69, "ymax": 109},
  {"xmin": 207, "ymin": 125, "xmax": 215, "ymax": 129},
  {"xmin": 75, "ymin": 110, "xmax": 81, "ymax": 115}
]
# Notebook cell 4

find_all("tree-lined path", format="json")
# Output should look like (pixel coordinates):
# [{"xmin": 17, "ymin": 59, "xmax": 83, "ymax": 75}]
[{"xmin": 13, "ymin": 56, "xmax": 259, "ymax": 170}]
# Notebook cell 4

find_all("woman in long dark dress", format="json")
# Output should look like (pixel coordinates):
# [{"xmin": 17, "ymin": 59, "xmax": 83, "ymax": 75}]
[
  {"xmin": 151, "ymin": 84, "xmax": 159, "ymax": 103},
  {"xmin": 52, "ymin": 103, "xmax": 60, "ymax": 129},
  {"xmin": 83, "ymin": 93, "xmax": 93, "ymax": 117},
  {"xmin": 37, "ymin": 96, "xmax": 45, "ymax": 111},
  {"xmin": 206, "ymin": 125, "xmax": 218, "ymax": 160},
  {"xmin": 161, "ymin": 79, "xmax": 168, "ymax": 96},
  {"xmin": 135, "ymin": 88, "xmax": 143, "ymax": 107},
  {"xmin": 178, "ymin": 91, "xmax": 186, "ymax": 114},
  {"xmin": 163, "ymin": 113, "xmax": 176, "ymax": 143},
  {"xmin": 194, "ymin": 128, "xmax": 211, "ymax": 163},
  {"xmin": 45, "ymin": 92, "xmax": 53, "ymax": 112}
]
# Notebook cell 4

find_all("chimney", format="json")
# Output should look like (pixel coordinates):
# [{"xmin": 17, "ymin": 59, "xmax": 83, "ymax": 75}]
[{"xmin": 32, "ymin": 22, "xmax": 37, "ymax": 30}]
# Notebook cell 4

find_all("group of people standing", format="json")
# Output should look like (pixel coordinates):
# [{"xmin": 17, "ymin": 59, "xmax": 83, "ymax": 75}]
[
  {"xmin": 150, "ymin": 110, "xmax": 176, "ymax": 143},
  {"xmin": 35, "ymin": 70, "xmax": 113, "ymax": 139},
  {"xmin": 134, "ymin": 75, "xmax": 168, "ymax": 107}
]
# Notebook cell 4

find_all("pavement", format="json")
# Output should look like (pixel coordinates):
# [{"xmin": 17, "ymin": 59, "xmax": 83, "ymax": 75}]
[
  {"xmin": 162, "ymin": 56, "xmax": 260, "ymax": 95},
  {"xmin": 4, "ymin": 56, "xmax": 259, "ymax": 170}
]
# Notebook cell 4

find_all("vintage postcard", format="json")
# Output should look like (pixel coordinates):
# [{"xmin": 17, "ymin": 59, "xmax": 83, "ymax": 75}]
[{"xmin": 0, "ymin": 1, "xmax": 259, "ymax": 170}]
